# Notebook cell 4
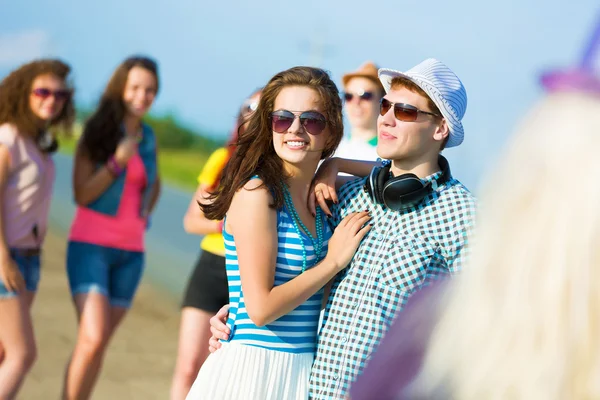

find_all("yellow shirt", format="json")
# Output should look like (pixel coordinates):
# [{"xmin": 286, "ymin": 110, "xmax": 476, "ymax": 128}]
[{"xmin": 197, "ymin": 147, "xmax": 229, "ymax": 256}]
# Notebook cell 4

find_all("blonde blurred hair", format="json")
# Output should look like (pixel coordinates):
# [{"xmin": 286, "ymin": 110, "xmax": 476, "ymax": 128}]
[{"xmin": 411, "ymin": 92, "xmax": 600, "ymax": 400}]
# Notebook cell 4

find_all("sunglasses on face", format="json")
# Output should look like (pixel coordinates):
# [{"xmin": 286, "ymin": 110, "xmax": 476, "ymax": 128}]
[
  {"xmin": 343, "ymin": 91, "xmax": 374, "ymax": 102},
  {"xmin": 31, "ymin": 88, "xmax": 71, "ymax": 101},
  {"xmin": 271, "ymin": 109, "xmax": 327, "ymax": 135},
  {"xmin": 379, "ymin": 98, "xmax": 440, "ymax": 122}
]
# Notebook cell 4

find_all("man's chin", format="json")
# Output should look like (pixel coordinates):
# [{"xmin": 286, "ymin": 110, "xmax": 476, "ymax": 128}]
[{"xmin": 376, "ymin": 148, "xmax": 395, "ymax": 161}]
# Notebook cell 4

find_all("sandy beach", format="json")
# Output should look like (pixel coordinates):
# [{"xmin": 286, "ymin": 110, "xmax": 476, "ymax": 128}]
[{"xmin": 19, "ymin": 227, "xmax": 182, "ymax": 399}]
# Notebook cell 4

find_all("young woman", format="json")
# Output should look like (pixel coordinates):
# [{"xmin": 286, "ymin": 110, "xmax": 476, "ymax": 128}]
[
  {"xmin": 185, "ymin": 66, "xmax": 371, "ymax": 400},
  {"xmin": 170, "ymin": 89, "xmax": 262, "ymax": 400},
  {"xmin": 62, "ymin": 56, "xmax": 161, "ymax": 400},
  {"xmin": 0, "ymin": 59, "xmax": 74, "ymax": 399}
]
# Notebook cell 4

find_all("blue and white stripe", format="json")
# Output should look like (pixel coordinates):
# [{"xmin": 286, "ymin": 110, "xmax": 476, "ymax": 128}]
[{"xmin": 222, "ymin": 206, "xmax": 331, "ymax": 354}]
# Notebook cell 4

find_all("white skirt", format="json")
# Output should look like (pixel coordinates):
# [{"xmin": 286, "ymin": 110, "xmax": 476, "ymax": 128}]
[{"xmin": 185, "ymin": 342, "xmax": 314, "ymax": 400}]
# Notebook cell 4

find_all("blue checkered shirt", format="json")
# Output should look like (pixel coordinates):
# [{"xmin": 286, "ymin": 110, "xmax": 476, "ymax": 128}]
[{"xmin": 309, "ymin": 171, "xmax": 477, "ymax": 399}]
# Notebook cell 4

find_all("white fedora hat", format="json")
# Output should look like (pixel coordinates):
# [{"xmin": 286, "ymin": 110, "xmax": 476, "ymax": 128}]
[{"xmin": 379, "ymin": 58, "xmax": 467, "ymax": 148}]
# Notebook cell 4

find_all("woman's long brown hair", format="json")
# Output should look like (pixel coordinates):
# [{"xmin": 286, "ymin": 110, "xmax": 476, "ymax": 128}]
[
  {"xmin": 201, "ymin": 66, "xmax": 343, "ymax": 220},
  {"xmin": 80, "ymin": 56, "xmax": 159, "ymax": 163}
]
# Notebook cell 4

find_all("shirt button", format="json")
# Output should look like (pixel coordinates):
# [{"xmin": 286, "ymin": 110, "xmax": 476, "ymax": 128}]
[
  {"xmin": 333, "ymin": 373, "xmax": 339, "ymax": 380},
  {"xmin": 377, "ymin": 234, "xmax": 384, "ymax": 241},
  {"xmin": 353, "ymin": 301, "xmax": 359, "ymax": 308},
  {"xmin": 341, "ymin": 336, "xmax": 348, "ymax": 343},
  {"xmin": 365, "ymin": 268, "xmax": 371, "ymax": 274}
]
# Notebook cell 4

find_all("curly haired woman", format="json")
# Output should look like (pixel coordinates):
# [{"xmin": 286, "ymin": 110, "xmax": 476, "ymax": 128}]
[{"xmin": 0, "ymin": 59, "xmax": 74, "ymax": 399}]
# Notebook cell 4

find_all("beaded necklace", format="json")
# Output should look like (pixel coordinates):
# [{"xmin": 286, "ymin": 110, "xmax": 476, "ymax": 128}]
[{"xmin": 282, "ymin": 184, "xmax": 324, "ymax": 273}]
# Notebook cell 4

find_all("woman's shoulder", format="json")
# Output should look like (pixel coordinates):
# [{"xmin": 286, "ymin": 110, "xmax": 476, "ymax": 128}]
[
  {"xmin": 203, "ymin": 147, "xmax": 230, "ymax": 170},
  {"xmin": 228, "ymin": 177, "xmax": 279, "ymax": 232},
  {"xmin": 230, "ymin": 177, "xmax": 273, "ymax": 209},
  {"xmin": 0, "ymin": 123, "xmax": 20, "ymax": 144},
  {"xmin": 209, "ymin": 147, "xmax": 229, "ymax": 160},
  {"xmin": 243, "ymin": 176, "xmax": 264, "ymax": 191}
]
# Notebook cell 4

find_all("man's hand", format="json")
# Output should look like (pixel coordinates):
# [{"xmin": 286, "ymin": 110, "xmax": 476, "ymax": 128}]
[{"xmin": 208, "ymin": 304, "xmax": 231, "ymax": 353}]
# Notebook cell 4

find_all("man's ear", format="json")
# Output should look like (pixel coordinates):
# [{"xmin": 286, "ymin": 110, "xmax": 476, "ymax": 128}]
[{"xmin": 433, "ymin": 118, "xmax": 449, "ymax": 143}]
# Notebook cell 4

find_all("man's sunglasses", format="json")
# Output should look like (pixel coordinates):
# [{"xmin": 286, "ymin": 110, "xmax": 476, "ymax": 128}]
[
  {"xmin": 379, "ymin": 98, "xmax": 440, "ymax": 122},
  {"xmin": 271, "ymin": 109, "xmax": 327, "ymax": 135}
]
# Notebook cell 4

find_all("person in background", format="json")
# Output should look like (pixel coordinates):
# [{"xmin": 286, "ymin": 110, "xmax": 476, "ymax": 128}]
[
  {"xmin": 62, "ymin": 56, "xmax": 161, "ymax": 400},
  {"xmin": 0, "ymin": 59, "xmax": 74, "ymax": 399},
  {"xmin": 170, "ymin": 88, "xmax": 261, "ymax": 400},
  {"xmin": 334, "ymin": 61, "xmax": 385, "ymax": 162}
]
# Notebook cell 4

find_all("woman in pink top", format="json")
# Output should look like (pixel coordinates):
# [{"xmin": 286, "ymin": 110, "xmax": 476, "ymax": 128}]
[
  {"xmin": 62, "ymin": 56, "xmax": 161, "ymax": 400},
  {"xmin": 0, "ymin": 59, "xmax": 74, "ymax": 399}
]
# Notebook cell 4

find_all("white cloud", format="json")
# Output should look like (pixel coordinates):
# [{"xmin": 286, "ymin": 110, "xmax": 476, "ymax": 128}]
[{"xmin": 0, "ymin": 30, "xmax": 53, "ymax": 67}]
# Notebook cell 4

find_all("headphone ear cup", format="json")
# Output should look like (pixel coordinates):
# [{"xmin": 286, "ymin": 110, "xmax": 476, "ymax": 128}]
[
  {"xmin": 382, "ymin": 173, "xmax": 428, "ymax": 210},
  {"xmin": 365, "ymin": 166, "xmax": 378, "ymax": 202},
  {"xmin": 375, "ymin": 165, "xmax": 390, "ymax": 204},
  {"xmin": 365, "ymin": 165, "xmax": 385, "ymax": 205}
]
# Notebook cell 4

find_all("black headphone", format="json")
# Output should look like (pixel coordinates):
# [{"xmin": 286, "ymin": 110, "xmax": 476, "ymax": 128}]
[{"xmin": 363, "ymin": 155, "xmax": 451, "ymax": 211}]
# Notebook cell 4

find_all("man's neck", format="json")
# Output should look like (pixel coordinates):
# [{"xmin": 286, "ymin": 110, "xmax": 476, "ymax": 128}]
[
  {"xmin": 390, "ymin": 153, "xmax": 441, "ymax": 179},
  {"xmin": 350, "ymin": 127, "xmax": 377, "ymax": 142}
]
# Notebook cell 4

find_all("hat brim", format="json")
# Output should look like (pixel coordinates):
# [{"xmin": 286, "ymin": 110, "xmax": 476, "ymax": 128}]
[{"xmin": 378, "ymin": 68, "xmax": 464, "ymax": 148}]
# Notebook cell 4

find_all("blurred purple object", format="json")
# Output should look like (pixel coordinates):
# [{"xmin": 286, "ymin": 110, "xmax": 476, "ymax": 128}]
[
  {"xmin": 540, "ymin": 69, "xmax": 600, "ymax": 95},
  {"xmin": 541, "ymin": 13, "xmax": 600, "ymax": 95}
]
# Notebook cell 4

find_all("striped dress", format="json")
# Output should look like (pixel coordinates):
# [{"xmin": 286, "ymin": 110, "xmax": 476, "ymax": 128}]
[{"xmin": 186, "ymin": 204, "xmax": 331, "ymax": 400}]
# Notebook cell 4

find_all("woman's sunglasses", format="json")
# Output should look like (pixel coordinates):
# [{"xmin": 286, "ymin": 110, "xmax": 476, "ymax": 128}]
[
  {"xmin": 31, "ymin": 88, "xmax": 71, "ymax": 101},
  {"xmin": 271, "ymin": 110, "xmax": 327, "ymax": 135},
  {"xmin": 343, "ymin": 91, "xmax": 374, "ymax": 102},
  {"xmin": 379, "ymin": 98, "xmax": 440, "ymax": 122}
]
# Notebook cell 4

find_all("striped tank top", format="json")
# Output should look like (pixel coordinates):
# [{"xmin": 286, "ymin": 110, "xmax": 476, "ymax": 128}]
[{"xmin": 222, "ymin": 204, "xmax": 332, "ymax": 354}]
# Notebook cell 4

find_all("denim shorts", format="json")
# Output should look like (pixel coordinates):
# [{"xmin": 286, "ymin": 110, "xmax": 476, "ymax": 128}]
[
  {"xmin": 66, "ymin": 241, "xmax": 144, "ymax": 308},
  {"xmin": 0, "ymin": 249, "xmax": 41, "ymax": 299}
]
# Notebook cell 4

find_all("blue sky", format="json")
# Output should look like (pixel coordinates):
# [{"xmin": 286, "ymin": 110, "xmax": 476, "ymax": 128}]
[{"xmin": 1, "ymin": 0, "xmax": 598, "ymax": 190}]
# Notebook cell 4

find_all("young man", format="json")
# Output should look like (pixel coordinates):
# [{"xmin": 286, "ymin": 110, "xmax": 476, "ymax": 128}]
[
  {"xmin": 209, "ymin": 59, "xmax": 477, "ymax": 399},
  {"xmin": 334, "ymin": 61, "xmax": 385, "ymax": 162}
]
